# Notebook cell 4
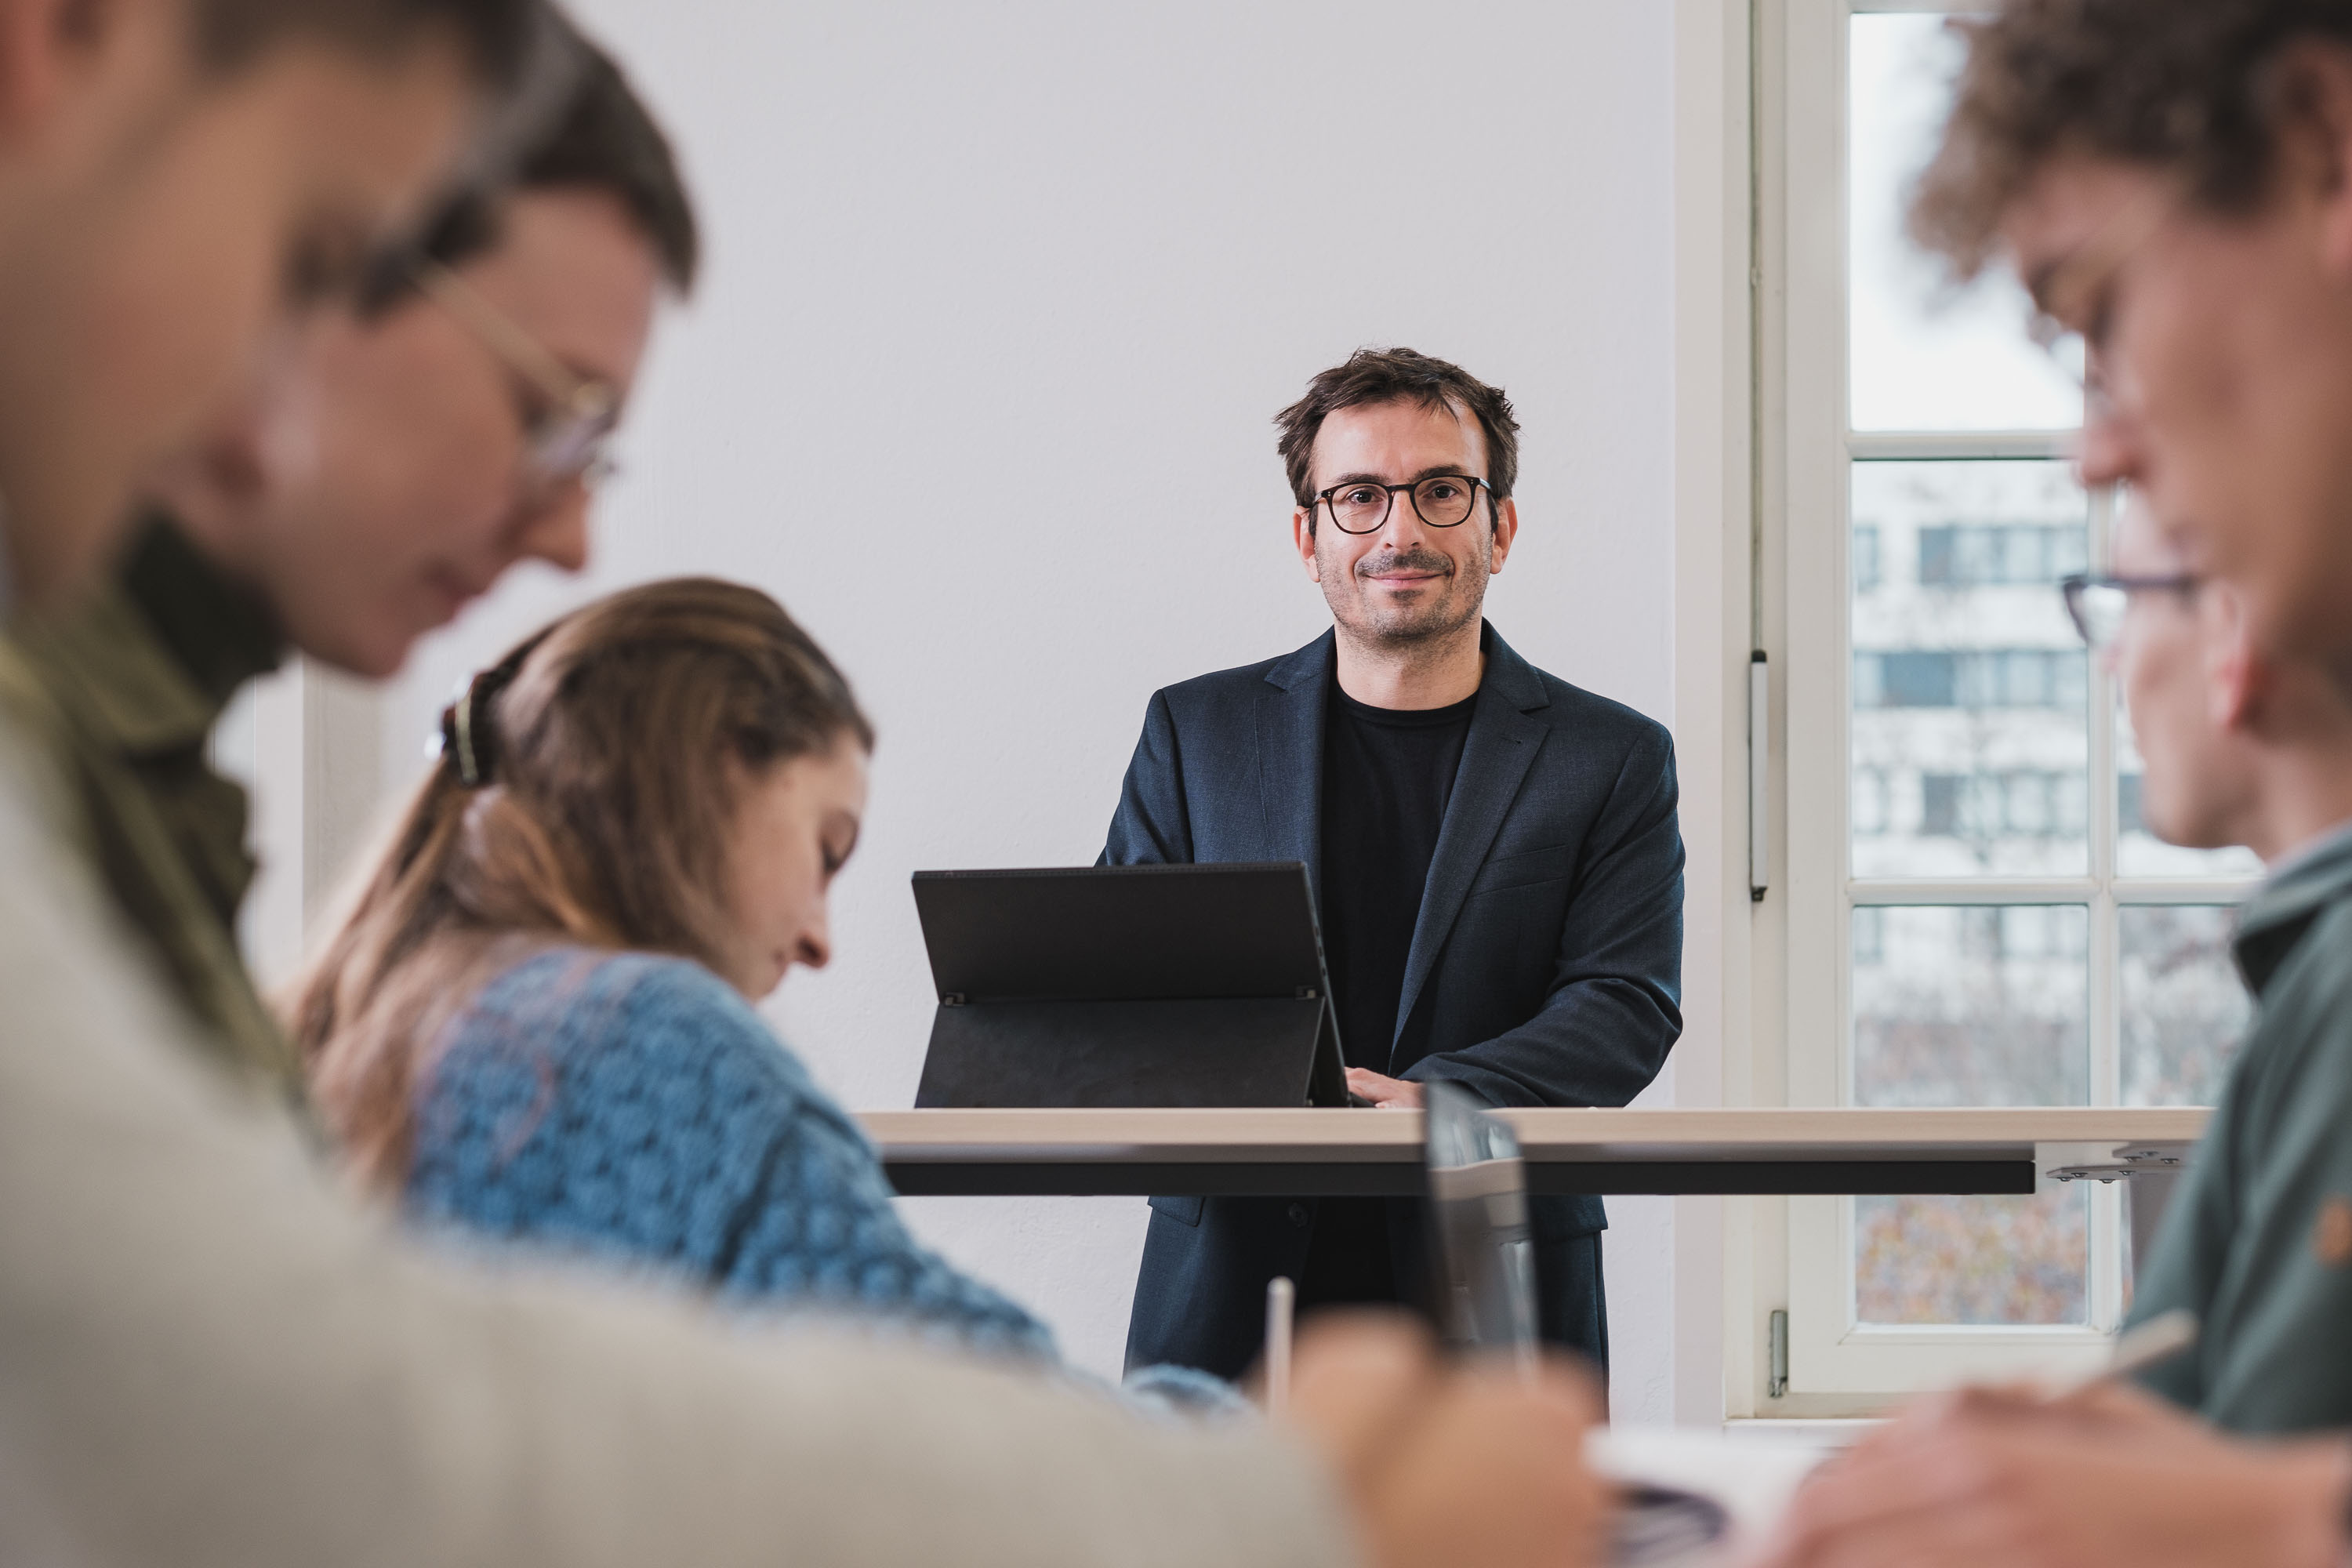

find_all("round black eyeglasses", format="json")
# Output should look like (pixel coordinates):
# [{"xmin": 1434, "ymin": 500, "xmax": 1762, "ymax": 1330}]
[{"xmin": 1312, "ymin": 474, "xmax": 1493, "ymax": 535}]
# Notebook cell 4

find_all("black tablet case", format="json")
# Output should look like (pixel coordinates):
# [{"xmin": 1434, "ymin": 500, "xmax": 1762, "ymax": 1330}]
[{"xmin": 909, "ymin": 862, "xmax": 1349, "ymax": 1109}]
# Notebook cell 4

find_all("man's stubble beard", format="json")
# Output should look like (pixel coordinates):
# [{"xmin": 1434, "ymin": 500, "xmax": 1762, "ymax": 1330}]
[{"xmin": 1320, "ymin": 530, "xmax": 1493, "ymax": 654}]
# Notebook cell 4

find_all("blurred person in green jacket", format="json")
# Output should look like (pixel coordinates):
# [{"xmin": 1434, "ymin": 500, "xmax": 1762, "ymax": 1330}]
[
  {"xmin": 1762, "ymin": 1, "xmax": 2352, "ymax": 1564},
  {"xmin": 1760, "ymin": 496, "xmax": 2352, "ymax": 1568},
  {"xmin": 2079, "ymin": 509, "xmax": 2352, "ymax": 1432}
]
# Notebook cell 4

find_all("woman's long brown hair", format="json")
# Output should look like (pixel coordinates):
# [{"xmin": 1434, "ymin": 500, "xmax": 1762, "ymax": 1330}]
[{"xmin": 290, "ymin": 577, "xmax": 871, "ymax": 1186}]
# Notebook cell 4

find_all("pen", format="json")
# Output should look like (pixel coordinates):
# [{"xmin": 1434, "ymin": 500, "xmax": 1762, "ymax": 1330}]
[
  {"xmin": 2053, "ymin": 1308, "xmax": 2198, "ymax": 1397},
  {"xmin": 1265, "ymin": 1276, "xmax": 1295, "ymax": 1418}
]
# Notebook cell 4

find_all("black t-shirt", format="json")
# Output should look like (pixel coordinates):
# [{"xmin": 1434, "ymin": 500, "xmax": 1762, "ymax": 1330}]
[
  {"xmin": 1298, "ymin": 681, "xmax": 1477, "ymax": 1312},
  {"xmin": 1319, "ymin": 684, "xmax": 1478, "ymax": 1069}
]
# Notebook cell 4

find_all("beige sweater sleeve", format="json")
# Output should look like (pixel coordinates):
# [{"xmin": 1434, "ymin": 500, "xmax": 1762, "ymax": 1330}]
[{"xmin": 0, "ymin": 731, "xmax": 1360, "ymax": 1568}]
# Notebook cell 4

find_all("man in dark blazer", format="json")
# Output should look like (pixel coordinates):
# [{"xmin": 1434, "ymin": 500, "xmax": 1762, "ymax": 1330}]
[{"xmin": 1101, "ymin": 347, "xmax": 1683, "ymax": 1381}]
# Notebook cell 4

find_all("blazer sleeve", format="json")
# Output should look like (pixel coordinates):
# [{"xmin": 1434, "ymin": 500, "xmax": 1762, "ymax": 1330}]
[
  {"xmin": 1098, "ymin": 688, "xmax": 1192, "ymax": 866},
  {"xmin": 1401, "ymin": 724, "xmax": 1685, "ymax": 1109}
]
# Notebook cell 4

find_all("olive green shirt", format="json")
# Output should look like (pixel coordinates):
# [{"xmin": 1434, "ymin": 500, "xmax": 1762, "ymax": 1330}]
[
  {"xmin": 9, "ymin": 517, "xmax": 295, "ymax": 1094},
  {"xmin": 2130, "ymin": 822, "xmax": 2352, "ymax": 1434}
]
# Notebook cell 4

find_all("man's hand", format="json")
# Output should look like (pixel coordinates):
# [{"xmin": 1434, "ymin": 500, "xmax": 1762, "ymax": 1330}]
[
  {"xmin": 1345, "ymin": 1068, "xmax": 1424, "ymax": 1109},
  {"xmin": 1755, "ymin": 1381, "xmax": 2352, "ymax": 1568},
  {"xmin": 1280, "ymin": 1314, "xmax": 1610, "ymax": 1568}
]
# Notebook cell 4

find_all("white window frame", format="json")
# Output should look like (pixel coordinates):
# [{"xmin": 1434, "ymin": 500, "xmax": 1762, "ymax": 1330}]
[{"xmin": 1747, "ymin": 0, "xmax": 2257, "ymax": 1405}]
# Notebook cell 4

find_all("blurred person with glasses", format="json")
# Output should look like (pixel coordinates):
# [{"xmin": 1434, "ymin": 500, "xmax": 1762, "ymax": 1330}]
[
  {"xmin": 1764, "ymin": 507, "xmax": 2352, "ymax": 1568},
  {"xmin": 1102, "ymin": 347, "xmax": 1684, "ymax": 1385},
  {"xmin": 1757, "ymin": 1, "xmax": 2352, "ymax": 1564},
  {"xmin": 2070, "ymin": 503, "xmax": 2352, "ymax": 1432},
  {"xmin": 14, "ymin": 35, "xmax": 691, "ymax": 1093}
]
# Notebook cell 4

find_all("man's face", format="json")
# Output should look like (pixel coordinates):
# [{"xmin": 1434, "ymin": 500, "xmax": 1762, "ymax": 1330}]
[
  {"xmin": 180, "ymin": 188, "xmax": 661, "ymax": 677},
  {"xmin": 1292, "ymin": 397, "xmax": 1517, "ymax": 651},
  {"xmin": 0, "ymin": 1, "xmax": 473, "ymax": 604},
  {"xmin": 2107, "ymin": 506, "xmax": 2254, "ymax": 851},
  {"xmin": 2000, "ymin": 147, "xmax": 2352, "ymax": 686}
]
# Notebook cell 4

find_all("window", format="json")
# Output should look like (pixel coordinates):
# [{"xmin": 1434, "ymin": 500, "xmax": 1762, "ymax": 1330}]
[
  {"xmin": 1852, "ymin": 650, "xmax": 2086, "ymax": 710},
  {"xmin": 1917, "ymin": 523, "xmax": 2088, "ymax": 589},
  {"xmin": 1767, "ymin": 1, "xmax": 2259, "ymax": 1400},
  {"xmin": 1915, "ymin": 771, "xmax": 2087, "ymax": 844},
  {"xmin": 1852, "ymin": 524, "xmax": 1882, "ymax": 593}
]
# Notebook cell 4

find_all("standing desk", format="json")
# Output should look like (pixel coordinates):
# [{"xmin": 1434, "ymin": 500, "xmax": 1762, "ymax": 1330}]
[{"xmin": 865, "ymin": 1106, "xmax": 2208, "ymax": 1198}]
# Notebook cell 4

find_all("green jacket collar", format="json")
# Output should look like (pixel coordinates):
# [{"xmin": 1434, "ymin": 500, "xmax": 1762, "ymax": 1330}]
[
  {"xmin": 51, "ymin": 516, "xmax": 284, "ymax": 756},
  {"xmin": 2236, "ymin": 821, "xmax": 2352, "ymax": 997}
]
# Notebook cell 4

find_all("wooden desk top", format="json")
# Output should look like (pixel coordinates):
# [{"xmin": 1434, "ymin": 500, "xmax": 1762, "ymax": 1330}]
[
  {"xmin": 861, "ymin": 1106, "xmax": 2208, "ymax": 1197},
  {"xmin": 861, "ymin": 1105, "xmax": 2207, "ymax": 1159}
]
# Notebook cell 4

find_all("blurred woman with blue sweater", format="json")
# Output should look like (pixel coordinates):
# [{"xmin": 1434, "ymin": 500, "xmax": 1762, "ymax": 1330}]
[{"xmin": 291, "ymin": 578, "xmax": 1061, "ymax": 1361}]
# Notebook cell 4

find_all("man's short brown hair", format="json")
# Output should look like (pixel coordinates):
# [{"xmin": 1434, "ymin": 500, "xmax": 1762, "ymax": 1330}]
[
  {"xmin": 1275, "ymin": 347, "xmax": 1520, "ymax": 524},
  {"xmin": 1911, "ymin": 0, "xmax": 2352, "ymax": 278},
  {"xmin": 412, "ymin": 34, "xmax": 699, "ymax": 292}
]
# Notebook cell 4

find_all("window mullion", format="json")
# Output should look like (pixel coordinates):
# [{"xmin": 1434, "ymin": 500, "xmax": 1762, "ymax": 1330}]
[
  {"xmin": 1846, "ymin": 430, "xmax": 2076, "ymax": 462},
  {"xmin": 2089, "ymin": 481, "xmax": 2120, "ymax": 1109},
  {"xmin": 1849, "ymin": 879, "xmax": 2096, "ymax": 903}
]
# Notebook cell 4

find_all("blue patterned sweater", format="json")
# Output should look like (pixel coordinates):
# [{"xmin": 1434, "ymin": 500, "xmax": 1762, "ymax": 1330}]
[{"xmin": 407, "ymin": 946, "xmax": 1058, "ymax": 1362}]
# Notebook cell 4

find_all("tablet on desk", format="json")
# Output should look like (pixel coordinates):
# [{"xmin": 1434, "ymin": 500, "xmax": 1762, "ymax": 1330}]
[{"xmin": 909, "ymin": 862, "xmax": 1350, "ymax": 1109}]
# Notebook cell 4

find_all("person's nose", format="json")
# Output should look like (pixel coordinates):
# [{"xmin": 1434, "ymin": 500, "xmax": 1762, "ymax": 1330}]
[
  {"xmin": 1374, "ymin": 488, "xmax": 1432, "ymax": 553},
  {"xmin": 795, "ymin": 896, "xmax": 833, "ymax": 972},
  {"xmin": 512, "ymin": 483, "xmax": 592, "ymax": 574},
  {"xmin": 2076, "ymin": 358, "xmax": 2148, "ymax": 493},
  {"xmin": 2077, "ymin": 407, "xmax": 2140, "ymax": 492}
]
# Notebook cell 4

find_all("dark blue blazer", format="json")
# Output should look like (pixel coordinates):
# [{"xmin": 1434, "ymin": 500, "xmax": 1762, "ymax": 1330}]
[{"xmin": 1101, "ymin": 624, "xmax": 1684, "ymax": 1378}]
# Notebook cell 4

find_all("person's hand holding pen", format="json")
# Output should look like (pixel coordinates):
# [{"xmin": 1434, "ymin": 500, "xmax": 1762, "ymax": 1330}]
[
  {"xmin": 1753, "ymin": 1317, "xmax": 2352, "ymax": 1568},
  {"xmin": 1270, "ymin": 1312, "xmax": 1612, "ymax": 1568}
]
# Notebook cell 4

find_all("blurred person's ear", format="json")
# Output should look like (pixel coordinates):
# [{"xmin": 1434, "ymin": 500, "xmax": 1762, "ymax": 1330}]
[
  {"xmin": 143, "ymin": 410, "xmax": 267, "ymax": 528},
  {"xmin": 0, "ymin": 0, "xmax": 172, "ymax": 147},
  {"xmin": 0, "ymin": 0, "xmax": 99, "ymax": 136},
  {"xmin": 2205, "ymin": 583, "xmax": 2267, "ymax": 736},
  {"xmin": 143, "ymin": 347, "xmax": 278, "ymax": 532},
  {"xmin": 2264, "ymin": 42, "xmax": 2352, "ymax": 280}
]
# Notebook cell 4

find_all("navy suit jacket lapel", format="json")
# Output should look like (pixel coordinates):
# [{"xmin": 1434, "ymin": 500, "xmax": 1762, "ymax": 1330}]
[
  {"xmin": 1393, "ymin": 627, "xmax": 1549, "ymax": 1053},
  {"xmin": 1254, "ymin": 632, "xmax": 1333, "ymax": 907}
]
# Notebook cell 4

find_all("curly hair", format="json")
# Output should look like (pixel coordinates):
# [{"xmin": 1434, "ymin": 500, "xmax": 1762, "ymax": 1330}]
[{"xmin": 1910, "ymin": 0, "xmax": 2352, "ymax": 277}]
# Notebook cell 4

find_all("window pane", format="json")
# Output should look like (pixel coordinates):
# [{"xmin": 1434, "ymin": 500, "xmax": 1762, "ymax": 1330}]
[
  {"xmin": 1853, "ymin": 904, "xmax": 2089, "ymax": 1106},
  {"xmin": 1852, "ymin": 461, "xmax": 2089, "ymax": 877},
  {"xmin": 1857, "ymin": 1191, "xmax": 2089, "ymax": 1324},
  {"xmin": 1849, "ymin": 12, "xmax": 2082, "ymax": 431},
  {"xmin": 2121, "ymin": 904, "xmax": 2252, "ymax": 1106},
  {"xmin": 2114, "ymin": 705, "xmax": 2266, "ymax": 879},
  {"xmin": 1853, "ymin": 906, "xmax": 2090, "ymax": 1327}
]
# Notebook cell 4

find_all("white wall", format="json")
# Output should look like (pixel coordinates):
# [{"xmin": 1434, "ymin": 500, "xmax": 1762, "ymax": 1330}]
[{"xmin": 369, "ymin": 0, "xmax": 1686, "ymax": 1409}]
